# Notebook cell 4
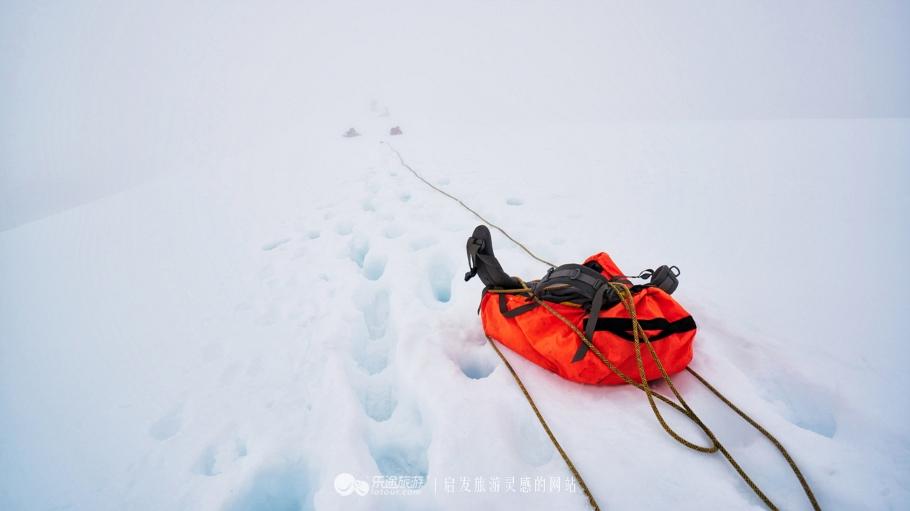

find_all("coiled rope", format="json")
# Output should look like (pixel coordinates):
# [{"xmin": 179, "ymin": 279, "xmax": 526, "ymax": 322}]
[{"xmin": 385, "ymin": 142, "xmax": 820, "ymax": 511}]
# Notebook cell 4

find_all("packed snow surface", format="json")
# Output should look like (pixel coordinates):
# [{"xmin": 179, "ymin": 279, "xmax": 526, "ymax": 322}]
[
  {"xmin": 3, "ymin": 116, "xmax": 909, "ymax": 510},
  {"xmin": 2, "ymin": 2, "xmax": 909, "ymax": 510}
]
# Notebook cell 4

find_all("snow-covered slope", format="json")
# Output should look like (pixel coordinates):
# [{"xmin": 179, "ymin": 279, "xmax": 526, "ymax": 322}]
[
  {"xmin": 2, "ymin": 111, "xmax": 908, "ymax": 510},
  {"xmin": 3, "ymin": 1, "xmax": 909, "ymax": 510}
]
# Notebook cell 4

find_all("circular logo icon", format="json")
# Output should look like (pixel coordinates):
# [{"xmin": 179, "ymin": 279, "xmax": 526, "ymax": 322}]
[{"xmin": 334, "ymin": 473, "xmax": 369, "ymax": 496}]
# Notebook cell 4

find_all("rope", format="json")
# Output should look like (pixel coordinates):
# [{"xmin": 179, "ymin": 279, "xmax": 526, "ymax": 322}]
[
  {"xmin": 485, "ymin": 332, "xmax": 601, "ymax": 511},
  {"xmin": 495, "ymin": 283, "xmax": 821, "ymax": 511},
  {"xmin": 539, "ymin": 285, "xmax": 818, "ymax": 510},
  {"xmin": 388, "ymin": 143, "xmax": 821, "ymax": 511},
  {"xmin": 383, "ymin": 142, "xmax": 556, "ymax": 268},
  {"xmin": 685, "ymin": 366, "xmax": 821, "ymax": 509}
]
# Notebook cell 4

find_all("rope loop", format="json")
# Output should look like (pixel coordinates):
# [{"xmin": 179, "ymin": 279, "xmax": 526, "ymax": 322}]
[{"xmin": 388, "ymin": 142, "xmax": 821, "ymax": 511}]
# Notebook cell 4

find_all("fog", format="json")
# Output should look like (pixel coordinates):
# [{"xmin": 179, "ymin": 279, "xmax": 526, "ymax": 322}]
[{"xmin": 2, "ymin": 0, "xmax": 908, "ymax": 230}]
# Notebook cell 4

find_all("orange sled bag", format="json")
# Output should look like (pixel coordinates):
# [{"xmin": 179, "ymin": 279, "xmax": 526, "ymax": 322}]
[{"xmin": 465, "ymin": 226, "xmax": 696, "ymax": 385}]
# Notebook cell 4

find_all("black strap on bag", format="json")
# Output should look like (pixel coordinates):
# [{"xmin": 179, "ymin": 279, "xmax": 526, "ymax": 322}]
[
  {"xmin": 591, "ymin": 316, "xmax": 697, "ymax": 342},
  {"xmin": 532, "ymin": 264, "xmax": 622, "ymax": 362},
  {"xmin": 498, "ymin": 293, "xmax": 539, "ymax": 317},
  {"xmin": 576, "ymin": 284, "xmax": 613, "ymax": 361}
]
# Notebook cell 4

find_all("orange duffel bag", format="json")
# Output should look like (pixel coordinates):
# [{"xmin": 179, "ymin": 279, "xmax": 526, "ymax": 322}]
[{"xmin": 465, "ymin": 225, "xmax": 695, "ymax": 385}]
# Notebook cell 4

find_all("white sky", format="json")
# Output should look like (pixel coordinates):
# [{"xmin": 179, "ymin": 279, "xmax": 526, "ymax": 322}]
[{"xmin": 1, "ymin": 0, "xmax": 908, "ymax": 230}]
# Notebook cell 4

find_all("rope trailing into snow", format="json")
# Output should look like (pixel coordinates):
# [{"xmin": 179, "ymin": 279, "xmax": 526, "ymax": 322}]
[
  {"xmin": 383, "ymin": 142, "xmax": 556, "ymax": 268},
  {"xmin": 540, "ymin": 282, "xmax": 821, "ymax": 510},
  {"xmin": 484, "ymin": 331, "xmax": 602, "ymax": 511},
  {"xmin": 387, "ymin": 142, "xmax": 821, "ymax": 511}
]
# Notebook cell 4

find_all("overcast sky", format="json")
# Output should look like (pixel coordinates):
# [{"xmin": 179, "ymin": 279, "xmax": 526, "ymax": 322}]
[{"xmin": 2, "ymin": 0, "xmax": 908, "ymax": 230}]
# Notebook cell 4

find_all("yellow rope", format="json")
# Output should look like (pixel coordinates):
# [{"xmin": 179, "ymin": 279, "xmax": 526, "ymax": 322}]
[
  {"xmin": 493, "ymin": 282, "xmax": 820, "ymax": 510},
  {"xmin": 383, "ymin": 142, "xmax": 556, "ymax": 268},
  {"xmin": 389, "ymin": 143, "xmax": 821, "ymax": 510},
  {"xmin": 485, "ymin": 333, "xmax": 601, "ymax": 511}
]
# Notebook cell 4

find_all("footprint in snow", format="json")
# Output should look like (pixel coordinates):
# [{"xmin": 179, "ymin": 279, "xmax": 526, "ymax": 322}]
[
  {"xmin": 362, "ymin": 253, "xmax": 388, "ymax": 281},
  {"xmin": 194, "ymin": 438, "xmax": 248, "ymax": 476},
  {"xmin": 361, "ymin": 197, "xmax": 378, "ymax": 212},
  {"xmin": 359, "ymin": 288, "xmax": 390, "ymax": 340},
  {"xmin": 261, "ymin": 238, "xmax": 291, "ymax": 251},
  {"xmin": 355, "ymin": 373, "xmax": 398, "ymax": 422},
  {"xmin": 427, "ymin": 259, "xmax": 455, "ymax": 303},
  {"xmin": 383, "ymin": 224, "xmax": 405, "ymax": 239},
  {"xmin": 513, "ymin": 415, "xmax": 555, "ymax": 466},
  {"xmin": 350, "ymin": 288, "xmax": 396, "ymax": 375},
  {"xmin": 350, "ymin": 328, "xmax": 394, "ymax": 376},
  {"xmin": 223, "ymin": 460, "xmax": 315, "ymax": 511},
  {"xmin": 149, "ymin": 406, "xmax": 183, "ymax": 441},
  {"xmin": 459, "ymin": 355, "xmax": 497, "ymax": 380},
  {"xmin": 348, "ymin": 234, "xmax": 370, "ymax": 268},
  {"xmin": 448, "ymin": 337, "xmax": 499, "ymax": 380},
  {"xmin": 506, "ymin": 197, "xmax": 524, "ymax": 206},
  {"xmin": 759, "ymin": 365, "xmax": 838, "ymax": 438},
  {"xmin": 335, "ymin": 220, "xmax": 354, "ymax": 235},
  {"xmin": 365, "ymin": 405, "xmax": 431, "ymax": 485}
]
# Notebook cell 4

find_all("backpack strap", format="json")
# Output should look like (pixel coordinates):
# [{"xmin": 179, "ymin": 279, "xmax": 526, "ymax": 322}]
[
  {"xmin": 533, "ymin": 264, "xmax": 622, "ymax": 362},
  {"xmin": 574, "ymin": 284, "xmax": 613, "ymax": 362},
  {"xmin": 498, "ymin": 293, "xmax": 539, "ymax": 317},
  {"xmin": 533, "ymin": 264, "xmax": 613, "ymax": 306}
]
